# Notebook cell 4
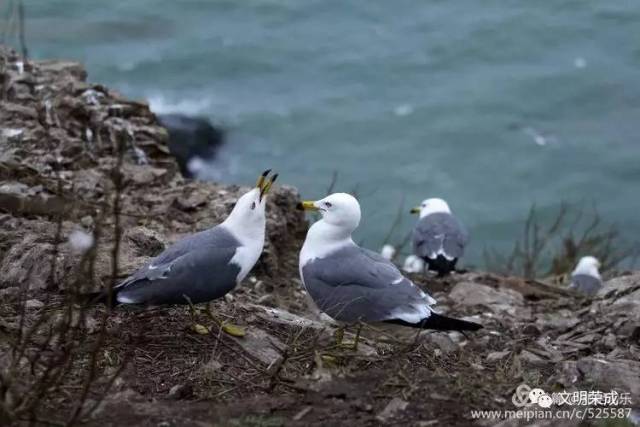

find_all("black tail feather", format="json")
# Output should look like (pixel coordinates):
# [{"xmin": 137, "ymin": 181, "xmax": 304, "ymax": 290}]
[
  {"xmin": 387, "ymin": 312, "xmax": 482, "ymax": 332},
  {"xmin": 425, "ymin": 255, "xmax": 457, "ymax": 277}
]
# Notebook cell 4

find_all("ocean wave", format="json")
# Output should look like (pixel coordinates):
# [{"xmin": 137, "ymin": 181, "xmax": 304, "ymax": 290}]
[{"xmin": 147, "ymin": 94, "xmax": 212, "ymax": 116}]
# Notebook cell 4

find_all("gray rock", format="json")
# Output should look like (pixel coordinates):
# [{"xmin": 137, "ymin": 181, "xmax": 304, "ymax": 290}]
[
  {"xmin": 576, "ymin": 357, "xmax": 640, "ymax": 400},
  {"xmin": 35, "ymin": 59, "xmax": 88, "ymax": 81},
  {"xmin": 168, "ymin": 384, "xmax": 192, "ymax": 400},
  {"xmin": 157, "ymin": 114, "xmax": 225, "ymax": 178},
  {"xmin": 449, "ymin": 282, "xmax": 524, "ymax": 316},
  {"xmin": 518, "ymin": 350, "xmax": 546, "ymax": 366},
  {"xmin": 125, "ymin": 226, "xmax": 167, "ymax": 257},
  {"xmin": 231, "ymin": 327, "xmax": 286, "ymax": 367},
  {"xmin": 424, "ymin": 333, "xmax": 458, "ymax": 354},
  {"xmin": 24, "ymin": 299, "xmax": 44, "ymax": 309},
  {"xmin": 376, "ymin": 397, "xmax": 408, "ymax": 423},
  {"xmin": 486, "ymin": 350, "xmax": 510, "ymax": 362}
]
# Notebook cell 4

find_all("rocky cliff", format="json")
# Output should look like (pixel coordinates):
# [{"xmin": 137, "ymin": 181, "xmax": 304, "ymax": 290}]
[
  {"xmin": 0, "ymin": 45, "xmax": 306, "ymax": 295},
  {"xmin": 0, "ymin": 46, "xmax": 638, "ymax": 426}
]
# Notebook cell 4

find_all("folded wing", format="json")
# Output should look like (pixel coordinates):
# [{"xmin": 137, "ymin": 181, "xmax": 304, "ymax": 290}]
[
  {"xmin": 413, "ymin": 212, "xmax": 468, "ymax": 261},
  {"xmin": 115, "ymin": 226, "xmax": 241, "ymax": 305},
  {"xmin": 301, "ymin": 246, "xmax": 435, "ymax": 323}
]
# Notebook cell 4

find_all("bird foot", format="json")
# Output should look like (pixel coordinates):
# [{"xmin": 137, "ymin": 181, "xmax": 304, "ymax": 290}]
[{"xmin": 221, "ymin": 323, "xmax": 246, "ymax": 337}]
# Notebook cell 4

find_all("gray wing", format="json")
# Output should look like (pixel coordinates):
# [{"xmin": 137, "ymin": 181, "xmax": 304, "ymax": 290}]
[
  {"xmin": 301, "ymin": 245, "xmax": 435, "ymax": 323},
  {"xmin": 412, "ymin": 212, "xmax": 468, "ymax": 260},
  {"xmin": 569, "ymin": 274, "xmax": 602, "ymax": 296},
  {"xmin": 115, "ymin": 226, "xmax": 241, "ymax": 305}
]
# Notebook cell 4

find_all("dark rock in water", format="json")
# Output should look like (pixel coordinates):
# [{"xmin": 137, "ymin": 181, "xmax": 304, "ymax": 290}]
[{"xmin": 156, "ymin": 114, "xmax": 224, "ymax": 178}]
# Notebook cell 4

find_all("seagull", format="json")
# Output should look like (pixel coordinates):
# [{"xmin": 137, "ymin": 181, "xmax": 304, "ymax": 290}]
[
  {"xmin": 410, "ymin": 198, "xmax": 468, "ymax": 277},
  {"xmin": 93, "ymin": 170, "xmax": 277, "ymax": 307},
  {"xmin": 297, "ymin": 193, "xmax": 482, "ymax": 332},
  {"xmin": 402, "ymin": 255, "xmax": 425, "ymax": 274},
  {"xmin": 569, "ymin": 256, "xmax": 602, "ymax": 296},
  {"xmin": 380, "ymin": 244, "xmax": 396, "ymax": 261}
]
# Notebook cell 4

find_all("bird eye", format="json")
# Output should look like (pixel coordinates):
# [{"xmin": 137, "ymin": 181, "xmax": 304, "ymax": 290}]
[
  {"xmin": 251, "ymin": 202, "xmax": 256, "ymax": 210},
  {"xmin": 325, "ymin": 202, "xmax": 332, "ymax": 208}
]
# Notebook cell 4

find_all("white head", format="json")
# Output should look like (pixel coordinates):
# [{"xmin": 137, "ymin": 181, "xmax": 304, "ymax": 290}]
[
  {"xmin": 573, "ymin": 255, "xmax": 601, "ymax": 278},
  {"xmin": 411, "ymin": 198, "xmax": 451, "ymax": 218},
  {"xmin": 298, "ymin": 192, "xmax": 361, "ymax": 233},
  {"xmin": 402, "ymin": 255, "xmax": 425, "ymax": 273},
  {"xmin": 380, "ymin": 244, "xmax": 396, "ymax": 261},
  {"xmin": 298, "ymin": 193, "xmax": 361, "ymax": 263},
  {"xmin": 222, "ymin": 170, "xmax": 277, "ymax": 241}
]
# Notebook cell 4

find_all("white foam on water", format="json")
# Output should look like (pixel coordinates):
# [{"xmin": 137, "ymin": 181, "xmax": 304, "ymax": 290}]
[
  {"xmin": 187, "ymin": 156, "xmax": 207, "ymax": 175},
  {"xmin": 574, "ymin": 57, "xmax": 587, "ymax": 69},
  {"xmin": 117, "ymin": 61, "xmax": 137, "ymax": 72},
  {"xmin": 147, "ymin": 94, "xmax": 212, "ymax": 116},
  {"xmin": 523, "ymin": 127, "xmax": 559, "ymax": 147},
  {"xmin": 394, "ymin": 104, "xmax": 414, "ymax": 117}
]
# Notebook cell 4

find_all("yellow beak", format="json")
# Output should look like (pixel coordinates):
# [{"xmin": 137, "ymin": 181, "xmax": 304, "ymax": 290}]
[
  {"xmin": 410, "ymin": 207, "xmax": 420, "ymax": 214},
  {"xmin": 256, "ymin": 169, "xmax": 270, "ymax": 189},
  {"xmin": 256, "ymin": 169, "xmax": 278, "ymax": 200},
  {"xmin": 296, "ymin": 200, "xmax": 319, "ymax": 211}
]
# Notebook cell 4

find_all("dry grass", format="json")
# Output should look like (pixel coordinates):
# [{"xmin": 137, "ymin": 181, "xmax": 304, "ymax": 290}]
[
  {"xmin": 0, "ymin": 123, "xmax": 129, "ymax": 425},
  {"xmin": 484, "ymin": 202, "xmax": 639, "ymax": 279}
]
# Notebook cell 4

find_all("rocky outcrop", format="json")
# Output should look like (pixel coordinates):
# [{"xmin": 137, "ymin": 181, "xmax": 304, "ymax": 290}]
[
  {"xmin": 1, "ymin": 46, "xmax": 639, "ymax": 426},
  {"xmin": 156, "ymin": 113, "xmax": 225, "ymax": 178},
  {"xmin": 0, "ymin": 45, "xmax": 306, "ymax": 292}
]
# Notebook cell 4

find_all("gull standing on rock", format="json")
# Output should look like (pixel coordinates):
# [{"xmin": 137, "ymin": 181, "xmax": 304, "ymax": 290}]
[
  {"xmin": 569, "ymin": 256, "xmax": 602, "ymax": 296},
  {"xmin": 410, "ymin": 198, "xmax": 468, "ymax": 277},
  {"xmin": 297, "ymin": 193, "xmax": 482, "ymax": 332},
  {"xmin": 92, "ymin": 170, "xmax": 278, "ymax": 307}
]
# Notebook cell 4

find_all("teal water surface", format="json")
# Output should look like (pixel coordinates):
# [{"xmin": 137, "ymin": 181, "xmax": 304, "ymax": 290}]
[{"xmin": 15, "ymin": 0, "xmax": 640, "ymax": 265}]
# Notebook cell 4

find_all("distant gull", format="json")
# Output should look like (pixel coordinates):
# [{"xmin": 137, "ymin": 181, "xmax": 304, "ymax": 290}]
[
  {"xmin": 402, "ymin": 255, "xmax": 425, "ymax": 274},
  {"xmin": 298, "ymin": 193, "xmax": 481, "ymax": 331},
  {"xmin": 411, "ymin": 198, "xmax": 468, "ymax": 277},
  {"xmin": 93, "ymin": 170, "xmax": 277, "ymax": 306},
  {"xmin": 380, "ymin": 244, "xmax": 396, "ymax": 261},
  {"xmin": 568, "ymin": 256, "xmax": 602, "ymax": 296}
]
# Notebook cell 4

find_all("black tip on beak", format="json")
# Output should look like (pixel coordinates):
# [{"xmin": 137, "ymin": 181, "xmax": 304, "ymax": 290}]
[
  {"xmin": 296, "ymin": 202, "xmax": 304, "ymax": 211},
  {"xmin": 258, "ymin": 170, "xmax": 278, "ymax": 201}
]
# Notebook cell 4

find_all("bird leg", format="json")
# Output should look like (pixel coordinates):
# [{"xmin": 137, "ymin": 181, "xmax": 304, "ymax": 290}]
[
  {"xmin": 205, "ymin": 301, "xmax": 246, "ymax": 338},
  {"xmin": 204, "ymin": 301, "xmax": 223, "ymax": 326},
  {"xmin": 183, "ymin": 294, "xmax": 198, "ymax": 321},
  {"xmin": 182, "ymin": 294, "xmax": 211, "ymax": 335},
  {"xmin": 334, "ymin": 323, "xmax": 363, "ymax": 351}
]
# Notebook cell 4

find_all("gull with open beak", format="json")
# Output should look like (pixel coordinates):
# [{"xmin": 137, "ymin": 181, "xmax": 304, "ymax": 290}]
[
  {"xmin": 92, "ymin": 169, "xmax": 278, "ymax": 307},
  {"xmin": 297, "ymin": 193, "xmax": 482, "ymax": 332}
]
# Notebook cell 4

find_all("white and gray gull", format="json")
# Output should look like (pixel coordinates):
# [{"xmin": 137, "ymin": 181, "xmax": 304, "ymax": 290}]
[
  {"xmin": 94, "ymin": 170, "xmax": 277, "ymax": 306},
  {"xmin": 569, "ymin": 256, "xmax": 602, "ymax": 296},
  {"xmin": 297, "ymin": 193, "xmax": 481, "ymax": 331},
  {"xmin": 411, "ymin": 198, "xmax": 468, "ymax": 277}
]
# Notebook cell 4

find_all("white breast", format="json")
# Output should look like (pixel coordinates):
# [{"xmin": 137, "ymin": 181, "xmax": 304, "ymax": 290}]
[{"xmin": 230, "ymin": 240, "xmax": 264, "ymax": 284}]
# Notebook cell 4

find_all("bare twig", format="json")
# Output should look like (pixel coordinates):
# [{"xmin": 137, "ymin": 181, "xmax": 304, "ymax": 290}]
[{"xmin": 484, "ymin": 201, "xmax": 638, "ymax": 279}]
